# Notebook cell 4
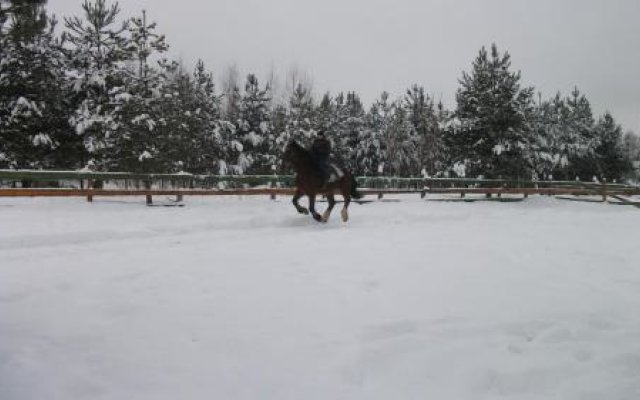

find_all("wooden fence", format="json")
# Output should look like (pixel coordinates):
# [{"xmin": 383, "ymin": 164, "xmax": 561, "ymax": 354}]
[{"xmin": 1, "ymin": 170, "xmax": 639, "ymax": 205}]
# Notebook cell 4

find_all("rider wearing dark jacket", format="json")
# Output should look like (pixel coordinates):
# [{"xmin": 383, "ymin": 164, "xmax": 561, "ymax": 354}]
[{"xmin": 309, "ymin": 131, "xmax": 332, "ymax": 184}]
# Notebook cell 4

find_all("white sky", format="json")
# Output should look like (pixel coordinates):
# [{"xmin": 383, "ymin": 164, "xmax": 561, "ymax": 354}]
[{"xmin": 49, "ymin": 0, "xmax": 640, "ymax": 133}]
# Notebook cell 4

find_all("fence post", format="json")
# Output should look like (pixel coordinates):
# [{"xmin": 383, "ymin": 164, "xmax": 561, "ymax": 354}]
[
  {"xmin": 87, "ymin": 179, "xmax": 93, "ymax": 202},
  {"xmin": 601, "ymin": 179, "xmax": 608, "ymax": 202},
  {"xmin": 270, "ymin": 172, "xmax": 277, "ymax": 201},
  {"xmin": 145, "ymin": 180, "xmax": 153, "ymax": 205}
]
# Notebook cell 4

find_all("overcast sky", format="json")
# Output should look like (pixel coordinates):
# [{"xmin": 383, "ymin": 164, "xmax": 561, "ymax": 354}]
[{"xmin": 50, "ymin": 0, "xmax": 640, "ymax": 133}]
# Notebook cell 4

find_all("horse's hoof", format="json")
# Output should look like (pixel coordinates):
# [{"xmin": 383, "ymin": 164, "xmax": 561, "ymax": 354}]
[
  {"xmin": 312, "ymin": 213, "xmax": 322, "ymax": 222},
  {"xmin": 298, "ymin": 208, "xmax": 309, "ymax": 215},
  {"xmin": 341, "ymin": 209, "xmax": 349, "ymax": 222}
]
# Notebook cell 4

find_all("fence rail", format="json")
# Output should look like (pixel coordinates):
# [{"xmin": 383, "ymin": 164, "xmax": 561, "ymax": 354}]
[{"xmin": 1, "ymin": 169, "xmax": 639, "ymax": 204}]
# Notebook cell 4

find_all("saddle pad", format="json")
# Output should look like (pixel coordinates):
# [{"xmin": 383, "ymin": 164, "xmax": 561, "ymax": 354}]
[{"xmin": 328, "ymin": 163, "xmax": 344, "ymax": 182}]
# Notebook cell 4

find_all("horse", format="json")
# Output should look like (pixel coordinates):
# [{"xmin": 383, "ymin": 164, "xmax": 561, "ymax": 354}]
[{"xmin": 283, "ymin": 141, "xmax": 362, "ymax": 223}]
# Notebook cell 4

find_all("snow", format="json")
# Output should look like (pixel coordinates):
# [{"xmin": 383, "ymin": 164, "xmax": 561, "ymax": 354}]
[
  {"xmin": 1, "ymin": 195, "xmax": 640, "ymax": 400},
  {"xmin": 132, "ymin": 114, "xmax": 150, "ymax": 125},
  {"xmin": 114, "ymin": 92, "xmax": 132, "ymax": 102},
  {"xmin": 32, "ymin": 133, "xmax": 52, "ymax": 147},
  {"xmin": 88, "ymin": 73, "xmax": 106, "ymax": 88},
  {"xmin": 245, "ymin": 131, "xmax": 263, "ymax": 146},
  {"xmin": 138, "ymin": 151, "xmax": 153, "ymax": 161}
]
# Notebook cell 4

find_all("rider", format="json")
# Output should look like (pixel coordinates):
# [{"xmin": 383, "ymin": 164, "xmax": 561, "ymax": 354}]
[{"xmin": 309, "ymin": 130, "xmax": 333, "ymax": 186}]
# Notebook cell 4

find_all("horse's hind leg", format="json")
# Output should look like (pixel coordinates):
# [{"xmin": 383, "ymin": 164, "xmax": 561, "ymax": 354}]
[
  {"xmin": 322, "ymin": 194, "xmax": 336, "ymax": 222},
  {"xmin": 292, "ymin": 190, "xmax": 308, "ymax": 215},
  {"xmin": 308, "ymin": 194, "xmax": 322, "ymax": 222},
  {"xmin": 338, "ymin": 178, "xmax": 353, "ymax": 222},
  {"xmin": 341, "ymin": 196, "xmax": 351, "ymax": 222}
]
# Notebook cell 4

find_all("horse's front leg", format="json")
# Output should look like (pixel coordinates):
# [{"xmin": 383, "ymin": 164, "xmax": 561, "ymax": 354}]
[
  {"xmin": 308, "ymin": 194, "xmax": 322, "ymax": 222},
  {"xmin": 322, "ymin": 194, "xmax": 336, "ymax": 223},
  {"xmin": 292, "ymin": 189, "xmax": 309, "ymax": 215}
]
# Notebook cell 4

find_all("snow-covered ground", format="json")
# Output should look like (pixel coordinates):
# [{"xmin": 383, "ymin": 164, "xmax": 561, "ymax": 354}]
[{"xmin": 1, "ymin": 194, "xmax": 640, "ymax": 400}]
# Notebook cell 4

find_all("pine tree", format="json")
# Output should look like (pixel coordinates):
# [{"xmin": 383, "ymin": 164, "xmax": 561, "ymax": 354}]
[
  {"xmin": 155, "ymin": 59, "xmax": 225, "ymax": 175},
  {"xmin": 355, "ymin": 98, "xmax": 385, "ymax": 176},
  {"xmin": 156, "ymin": 63, "xmax": 208, "ymax": 173},
  {"xmin": 272, "ymin": 84, "xmax": 315, "ymax": 170},
  {"xmin": 404, "ymin": 85, "xmax": 443, "ymax": 176},
  {"xmin": 622, "ymin": 131, "xmax": 640, "ymax": 181},
  {"xmin": 622, "ymin": 131, "xmax": 640, "ymax": 164},
  {"xmin": 1, "ymin": 0, "xmax": 47, "ymax": 39},
  {"xmin": 0, "ymin": 1, "xmax": 7, "ymax": 32},
  {"xmin": 563, "ymin": 87, "xmax": 597, "ymax": 180},
  {"xmin": 108, "ymin": 9, "xmax": 170, "ymax": 173},
  {"xmin": 190, "ymin": 60, "xmax": 224, "ymax": 173},
  {"xmin": 386, "ymin": 101, "xmax": 420, "ymax": 176},
  {"xmin": 592, "ymin": 113, "xmax": 631, "ymax": 182},
  {"xmin": 0, "ymin": 2, "xmax": 80, "ymax": 170},
  {"xmin": 332, "ymin": 92, "xmax": 365, "ymax": 169},
  {"xmin": 529, "ymin": 93, "xmax": 569, "ymax": 180},
  {"xmin": 220, "ymin": 64, "xmax": 241, "ymax": 123},
  {"xmin": 286, "ymin": 83, "xmax": 316, "ymax": 141},
  {"xmin": 63, "ymin": 0, "xmax": 130, "ymax": 170},
  {"xmin": 237, "ymin": 74, "xmax": 272, "ymax": 174},
  {"xmin": 448, "ymin": 44, "xmax": 535, "ymax": 179},
  {"xmin": 367, "ymin": 92, "xmax": 393, "ymax": 175},
  {"xmin": 270, "ymin": 103, "xmax": 289, "ymax": 173}
]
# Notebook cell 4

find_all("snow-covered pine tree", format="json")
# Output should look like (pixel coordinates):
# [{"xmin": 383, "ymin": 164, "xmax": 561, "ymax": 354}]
[
  {"xmin": 189, "ymin": 60, "xmax": 225, "ymax": 174},
  {"xmin": 286, "ymin": 83, "xmax": 315, "ymax": 141},
  {"xmin": 315, "ymin": 92, "xmax": 336, "ymax": 134},
  {"xmin": 434, "ymin": 101, "xmax": 452, "ymax": 175},
  {"xmin": 333, "ymin": 92, "xmax": 366, "ymax": 170},
  {"xmin": 622, "ymin": 131, "xmax": 640, "ymax": 166},
  {"xmin": 215, "ymin": 118, "xmax": 243, "ymax": 175},
  {"xmin": 592, "ymin": 112, "xmax": 631, "ymax": 182},
  {"xmin": 563, "ymin": 87, "xmax": 597, "ymax": 180},
  {"xmin": 0, "ymin": 1, "xmax": 81, "ymax": 170},
  {"xmin": 269, "ymin": 103, "xmax": 289, "ymax": 173},
  {"xmin": 354, "ymin": 96, "xmax": 386, "ymax": 176},
  {"xmin": 220, "ymin": 64, "xmax": 241, "ymax": 124},
  {"xmin": 63, "ymin": 0, "xmax": 130, "ymax": 170},
  {"xmin": 622, "ymin": 131, "xmax": 640, "ymax": 182},
  {"xmin": 404, "ymin": 85, "xmax": 443, "ymax": 176},
  {"xmin": 109, "ymin": 9, "xmax": 169, "ymax": 173},
  {"xmin": 271, "ymin": 83, "xmax": 315, "ymax": 171},
  {"xmin": 215, "ymin": 66, "xmax": 244, "ymax": 174},
  {"xmin": 529, "ymin": 93, "xmax": 569, "ymax": 180},
  {"xmin": 0, "ymin": 1, "xmax": 7, "ymax": 32},
  {"xmin": 448, "ymin": 44, "xmax": 535, "ymax": 179},
  {"xmin": 237, "ymin": 74, "xmax": 273, "ymax": 174},
  {"xmin": 385, "ymin": 99, "xmax": 420, "ymax": 176},
  {"xmin": 366, "ymin": 92, "xmax": 394, "ymax": 175},
  {"xmin": 1, "ymin": 0, "xmax": 46, "ymax": 39},
  {"xmin": 155, "ymin": 63, "xmax": 201, "ymax": 173}
]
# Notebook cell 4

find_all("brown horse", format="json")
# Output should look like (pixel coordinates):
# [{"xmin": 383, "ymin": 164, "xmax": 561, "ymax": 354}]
[{"xmin": 283, "ymin": 141, "xmax": 362, "ymax": 223}]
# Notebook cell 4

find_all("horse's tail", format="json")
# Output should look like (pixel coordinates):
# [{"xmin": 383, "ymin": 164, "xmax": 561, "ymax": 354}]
[{"xmin": 350, "ymin": 175, "xmax": 363, "ymax": 199}]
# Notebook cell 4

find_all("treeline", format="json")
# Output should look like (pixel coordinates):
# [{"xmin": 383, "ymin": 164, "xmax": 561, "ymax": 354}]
[{"xmin": 1, "ymin": 0, "xmax": 639, "ymax": 181}]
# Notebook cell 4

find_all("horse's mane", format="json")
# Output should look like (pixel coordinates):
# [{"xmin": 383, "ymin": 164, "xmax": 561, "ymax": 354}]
[
  {"xmin": 288, "ymin": 141, "xmax": 313, "ymax": 162},
  {"xmin": 288, "ymin": 140, "xmax": 328, "ymax": 179}
]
